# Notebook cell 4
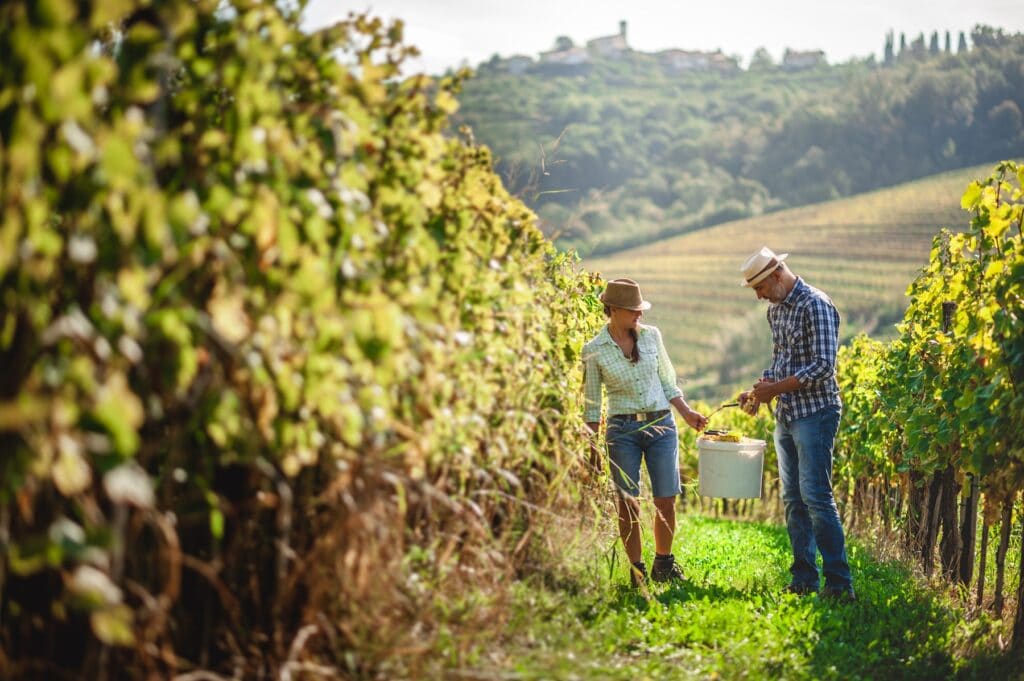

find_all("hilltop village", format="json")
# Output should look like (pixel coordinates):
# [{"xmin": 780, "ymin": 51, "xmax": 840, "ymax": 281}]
[{"xmin": 485, "ymin": 21, "xmax": 826, "ymax": 75}]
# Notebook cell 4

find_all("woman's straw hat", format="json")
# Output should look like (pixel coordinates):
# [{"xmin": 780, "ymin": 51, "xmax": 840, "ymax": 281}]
[
  {"xmin": 740, "ymin": 247, "xmax": 788, "ymax": 287},
  {"xmin": 599, "ymin": 278, "xmax": 651, "ymax": 311}
]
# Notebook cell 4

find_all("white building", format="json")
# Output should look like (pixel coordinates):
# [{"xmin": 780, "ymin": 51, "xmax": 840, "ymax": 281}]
[
  {"xmin": 782, "ymin": 49, "xmax": 826, "ymax": 71},
  {"xmin": 658, "ymin": 49, "xmax": 739, "ymax": 73},
  {"xmin": 586, "ymin": 21, "xmax": 629, "ymax": 58}
]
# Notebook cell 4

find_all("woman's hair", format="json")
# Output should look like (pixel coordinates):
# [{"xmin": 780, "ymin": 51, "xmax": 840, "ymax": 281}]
[{"xmin": 604, "ymin": 305, "xmax": 640, "ymax": 363}]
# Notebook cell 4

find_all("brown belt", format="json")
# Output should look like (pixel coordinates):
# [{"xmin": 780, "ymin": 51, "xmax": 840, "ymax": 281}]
[{"xmin": 610, "ymin": 409, "xmax": 670, "ymax": 422}]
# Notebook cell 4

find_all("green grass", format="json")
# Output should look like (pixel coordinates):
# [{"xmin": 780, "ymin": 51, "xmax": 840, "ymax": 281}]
[
  {"xmin": 584, "ymin": 163, "xmax": 1009, "ymax": 400},
  {"xmin": 479, "ymin": 515, "xmax": 1019, "ymax": 681}
]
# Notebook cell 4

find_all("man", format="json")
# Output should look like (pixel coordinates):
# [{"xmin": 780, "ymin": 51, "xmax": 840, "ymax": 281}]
[{"xmin": 738, "ymin": 247, "xmax": 855, "ymax": 602}]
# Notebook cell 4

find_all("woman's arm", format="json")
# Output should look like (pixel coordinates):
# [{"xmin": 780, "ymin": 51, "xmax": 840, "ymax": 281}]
[{"xmin": 670, "ymin": 396, "xmax": 707, "ymax": 431}]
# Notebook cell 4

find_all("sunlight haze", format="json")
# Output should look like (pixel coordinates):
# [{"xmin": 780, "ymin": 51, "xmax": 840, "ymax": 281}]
[{"xmin": 305, "ymin": 0, "xmax": 1024, "ymax": 74}]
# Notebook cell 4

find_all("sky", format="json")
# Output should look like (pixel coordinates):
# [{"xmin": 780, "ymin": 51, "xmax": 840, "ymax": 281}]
[{"xmin": 303, "ymin": 0, "xmax": 1024, "ymax": 75}]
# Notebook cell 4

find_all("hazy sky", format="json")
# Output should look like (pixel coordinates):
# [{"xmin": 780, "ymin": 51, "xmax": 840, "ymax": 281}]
[{"xmin": 304, "ymin": 0, "xmax": 1024, "ymax": 74}]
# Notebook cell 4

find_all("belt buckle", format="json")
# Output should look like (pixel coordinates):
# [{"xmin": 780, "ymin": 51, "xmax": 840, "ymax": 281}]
[{"xmin": 634, "ymin": 413, "xmax": 644, "ymax": 422}]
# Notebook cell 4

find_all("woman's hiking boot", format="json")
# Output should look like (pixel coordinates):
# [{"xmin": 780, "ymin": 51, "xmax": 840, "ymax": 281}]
[
  {"xmin": 629, "ymin": 560, "xmax": 647, "ymax": 588},
  {"xmin": 651, "ymin": 554, "xmax": 685, "ymax": 583}
]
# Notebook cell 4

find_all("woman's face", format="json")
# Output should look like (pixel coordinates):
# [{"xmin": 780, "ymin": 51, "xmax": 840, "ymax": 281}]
[{"xmin": 611, "ymin": 306, "xmax": 643, "ymax": 329}]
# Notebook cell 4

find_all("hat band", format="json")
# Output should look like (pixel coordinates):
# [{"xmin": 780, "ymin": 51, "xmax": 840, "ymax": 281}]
[{"xmin": 746, "ymin": 258, "xmax": 779, "ymax": 284}]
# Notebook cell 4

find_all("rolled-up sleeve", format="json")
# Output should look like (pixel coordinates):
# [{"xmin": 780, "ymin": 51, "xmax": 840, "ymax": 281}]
[
  {"xmin": 583, "ymin": 346, "xmax": 603, "ymax": 422},
  {"xmin": 794, "ymin": 299, "xmax": 839, "ymax": 385},
  {"xmin": 654, "ymin": 328, "xmax": 684, "ymax": 401},
  {"xmin": 762, "ymin": 308, "xmax": 777, "ymax": 382}
]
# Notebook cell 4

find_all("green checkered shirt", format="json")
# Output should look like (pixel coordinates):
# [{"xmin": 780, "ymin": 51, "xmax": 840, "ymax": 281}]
[{"xmin": 582, "ymin": 324, "xmax": 683, "ymax": 423}]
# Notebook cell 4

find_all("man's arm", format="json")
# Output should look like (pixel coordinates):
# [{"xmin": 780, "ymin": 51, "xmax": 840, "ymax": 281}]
[
  {"xmin": 793, "ymin": 298, "xmax": 840, "ymax": 386},
  {"xmin": 750, "ymin": 299, "xmax": 839, "ymax": 403},
  {"xmin": 751, "ymin": 375, "xmax": 803, "ymax": 402}
]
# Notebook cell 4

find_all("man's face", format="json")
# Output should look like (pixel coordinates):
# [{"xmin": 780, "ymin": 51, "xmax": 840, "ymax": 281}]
[{"xmin": 753, "ymin": 271, "xmax": 786, "ymax": 304}]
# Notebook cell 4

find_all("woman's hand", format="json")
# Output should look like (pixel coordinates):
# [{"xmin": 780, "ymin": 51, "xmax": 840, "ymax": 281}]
[
  {"xmin": 682, "ymin": 407, "xmax": 708, "ymax": 432},
  {"xmin": 585, "ymin": 421, "xmax": 602, "ymax": 471}
]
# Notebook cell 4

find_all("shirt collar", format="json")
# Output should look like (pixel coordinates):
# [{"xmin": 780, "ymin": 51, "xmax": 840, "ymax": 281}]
[
  {"xmin": 780, "ymin": 277, "xmax": 807, "ymax": 307},
  {"xmin": 597, "ymin": 323, "xmax": 646, "ymax": 344}
]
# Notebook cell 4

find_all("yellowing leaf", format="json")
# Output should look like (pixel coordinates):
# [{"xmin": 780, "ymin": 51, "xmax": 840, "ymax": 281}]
[
  {"xmin": 90, "ymin": 0, "xmax": 133, "ymax": 29},
  {"xmin": 117, "ymin": 266, "xmax": 151, "ymax": 309},
  {"xmin": 53, "ymin": 436, "xmax": 92, "ymax": 496},
  {"xmin": 984, "ymin": 260, "xmax": 1004, "ymax": 279},
  {"xmin": 435, "ymin": 90, "xmax": 460, "ymax": 115},
  {"xmin": 417, "ymin": 180, "xmax": 442, "ymax": 209},
  {"xmin": 208, "ymin": 285, "xmax": 251, "ymax": 344},
  {"xmin": 91, "ymin": 606, "xmax": 135, "ymax": 646},
  {"xmin": 960, "ymin": 181, "xmax": 983, "ymax": 211},
  {"xmin": 93, "ymin": 373, "xmax": 144, "ymax": 456}
]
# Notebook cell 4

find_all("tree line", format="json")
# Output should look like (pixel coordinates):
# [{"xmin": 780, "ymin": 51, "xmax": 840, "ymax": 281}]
[{"xmin": 455, "ymin": 26, "xmax": 1024, "ymax": 255}]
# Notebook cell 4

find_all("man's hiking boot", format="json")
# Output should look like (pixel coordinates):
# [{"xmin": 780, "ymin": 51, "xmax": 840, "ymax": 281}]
[
  {"xmin": 820, "ymin": 586, "xmax": 857, "ymax": 603},
  {"xmin": 651, "ymin": 554, "xmax": 685, "ymax": 583},
  {"xmin": 783, "ymin": 582, "xmax": 818, "ymax": 596},
  {"xmin": 629, "ymin": 561, "xmax": 647, "ymax": 588}
]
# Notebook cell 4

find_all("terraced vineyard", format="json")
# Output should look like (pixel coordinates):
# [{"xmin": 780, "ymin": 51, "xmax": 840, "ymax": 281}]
[{"xmin": 585, "ymin": 163, "xmax": 1007, "ymax": 398}]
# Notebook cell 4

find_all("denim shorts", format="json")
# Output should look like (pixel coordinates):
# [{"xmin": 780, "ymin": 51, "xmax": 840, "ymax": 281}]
[{"xmin": 606, "ymin": 413, "xmax": 681, "ymax": 498}]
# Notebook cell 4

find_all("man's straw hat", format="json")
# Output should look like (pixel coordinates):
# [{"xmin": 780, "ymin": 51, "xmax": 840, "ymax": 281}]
[
  {"xmin": 599, "ymin": 278, "xmax": 651, "ymax": 311},
  {"xmin": 740, "ymin": 247, "xmax": 789, "ymax": 287}
]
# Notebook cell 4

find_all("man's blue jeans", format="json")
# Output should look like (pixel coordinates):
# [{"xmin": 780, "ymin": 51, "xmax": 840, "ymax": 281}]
[{"xmin": 775, "ymin": 405, "xmax": 852, "ymax": 592}]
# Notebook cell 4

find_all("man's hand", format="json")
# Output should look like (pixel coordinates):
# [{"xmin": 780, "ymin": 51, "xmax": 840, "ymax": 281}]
[
  {"xmin": 738, "ymin": 390, "xmax": 760, "ymax": 415},
  {"xmin": 752, "ymin": 378, "xmax": 777, "ymax": 404},
  {"xmin": 752, "ymin": 376, "xmax": 803, "ymax": 404}
]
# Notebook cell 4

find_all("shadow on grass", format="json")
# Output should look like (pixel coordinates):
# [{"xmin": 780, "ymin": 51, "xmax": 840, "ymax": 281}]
[
  {"xmin": 530, "ymin": 514, "xmax": 1021, "ymax": 680},
  {"xmin": 733, "ymin": 516, "xmax": 1021, "ymax": 681},
  {"xmin": 603, "ymin": 577, "xmax": 751, "ymax": 614}
]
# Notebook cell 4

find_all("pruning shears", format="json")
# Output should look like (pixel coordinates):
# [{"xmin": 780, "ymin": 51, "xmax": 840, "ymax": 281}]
[{"xmin": 705, "ymin": 401, "xmax": 740, "ymax": 420}]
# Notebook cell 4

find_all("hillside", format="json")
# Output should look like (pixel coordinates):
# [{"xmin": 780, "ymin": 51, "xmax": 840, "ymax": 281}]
[
  {"xmin": 585, "ymin": 163, "xmax": 1001, "ymax": 399},
  {"xmin": 455, "ymin": 28, "xmax": 1024, "ymax": 256}
]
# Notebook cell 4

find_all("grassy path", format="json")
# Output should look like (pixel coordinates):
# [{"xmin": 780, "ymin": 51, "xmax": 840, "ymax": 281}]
[{"xmin": 488, "ymin": 516, "xmax": 1019, "ymax": 680}]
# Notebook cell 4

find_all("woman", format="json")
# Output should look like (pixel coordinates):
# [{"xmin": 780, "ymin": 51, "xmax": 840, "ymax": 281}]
[{"xmin": 583, "ymin": 278, "xmax": 707, "ymax": 587}]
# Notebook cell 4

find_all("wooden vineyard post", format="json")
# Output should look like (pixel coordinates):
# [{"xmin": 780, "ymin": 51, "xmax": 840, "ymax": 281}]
[
  {"xmin": 975, "ymin": 504, "xmax": 990, "ymax": 607},
  {"xmin": 994, "ymin": 492, "xmax": 1016, "ymax": 615},
  {"xmin": 1013, "ymin": 495, "xmax": 1024, "ymax": 650},
  {"xmin": 958, "ymin": 472, "xmax": 980, "ymax": 587}
]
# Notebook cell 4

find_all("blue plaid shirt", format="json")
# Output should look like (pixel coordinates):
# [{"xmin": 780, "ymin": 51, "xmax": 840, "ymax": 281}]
[{"xmin": 762, "ymin": 277, "xmax": 841, "ymax": 423}]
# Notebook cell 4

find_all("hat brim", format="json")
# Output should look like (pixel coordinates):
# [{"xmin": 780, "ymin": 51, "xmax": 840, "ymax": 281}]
[
  {"xmin": 740, "ymin": 253, "xmax": 788, "ymax": 287},
  {"xmin": 600, "ymin": 294, "xmax": 651, "ymax": 311},
  {"xmin": 604, "ymin": 300, "xmax": 652, "ymax": 311}
]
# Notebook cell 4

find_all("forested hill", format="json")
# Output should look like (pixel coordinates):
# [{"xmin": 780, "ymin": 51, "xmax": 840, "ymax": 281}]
[{"xmin": 453, "ymin": 26, "xmax": 1024, "ymax": 256}]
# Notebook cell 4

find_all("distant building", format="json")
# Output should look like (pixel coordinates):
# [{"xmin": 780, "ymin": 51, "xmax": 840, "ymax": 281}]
[
  {"xmin": 539, "ymin": 45, "xmax": 591, "ymax": 66},
  {"xmin": 499, "ymin": 55, "xmax": 534, "ymax": 75},
  {"xmin": 781, "ymin": 49, "xmax": 826, "ymax": 71},
  {"xmin": 658, "ymin": 49, "xmax": 739, "ymax": 73},
  {"xmin": 586, "ymin": 21, "xmax": 629, "ymax": 58}
]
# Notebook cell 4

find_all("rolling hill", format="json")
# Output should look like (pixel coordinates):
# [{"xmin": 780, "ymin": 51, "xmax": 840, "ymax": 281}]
[{"xmin": 584, "ymin": 163, "xmax": 1007, "ymax": 400}]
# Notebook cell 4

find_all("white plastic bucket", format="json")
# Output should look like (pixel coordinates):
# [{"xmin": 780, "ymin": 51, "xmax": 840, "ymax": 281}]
[{"xmin": 697, "ymin": 437, "xmax": 766, "ymax": 499}]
